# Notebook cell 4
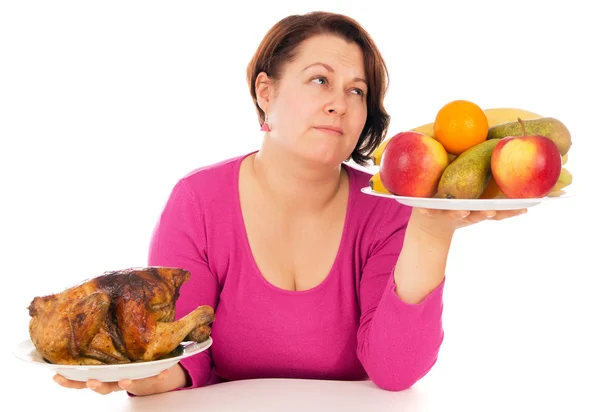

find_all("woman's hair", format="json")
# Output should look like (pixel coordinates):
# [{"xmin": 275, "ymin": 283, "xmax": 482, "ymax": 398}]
[{"xmin": 247, "ymin": 11, "xmax": 390, "ymax": 166}]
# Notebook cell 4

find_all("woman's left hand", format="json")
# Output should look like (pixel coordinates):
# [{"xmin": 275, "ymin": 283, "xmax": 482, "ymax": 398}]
[{"xmin": 410, "ymin": 207, "xmax": 528, "ymax": 239}]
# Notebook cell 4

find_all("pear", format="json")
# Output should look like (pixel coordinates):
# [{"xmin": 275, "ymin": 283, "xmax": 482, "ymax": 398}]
[
  {"xmin": 487, "ymin": 117, "xmax": 571, "ymax": 155},
  {"xmin": 437, "ymin": 139, "xmax": 501, "ymax": 199}
]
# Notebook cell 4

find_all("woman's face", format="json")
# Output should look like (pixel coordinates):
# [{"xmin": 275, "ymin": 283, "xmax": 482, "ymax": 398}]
[{"xmin": 259, "ymin": 34, "xmax": 368, "ymax": 167}]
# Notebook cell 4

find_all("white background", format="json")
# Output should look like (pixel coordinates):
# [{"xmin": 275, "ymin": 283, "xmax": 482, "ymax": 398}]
[{"xmin": 1, "ymin": 0, "xmax": 598, "ymax": 411}]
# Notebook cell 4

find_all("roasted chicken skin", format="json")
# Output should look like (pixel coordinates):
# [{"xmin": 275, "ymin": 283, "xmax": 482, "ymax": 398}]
[{"xmin": 28, "ymin": 267, "xmax": 214, "ymax": 365}]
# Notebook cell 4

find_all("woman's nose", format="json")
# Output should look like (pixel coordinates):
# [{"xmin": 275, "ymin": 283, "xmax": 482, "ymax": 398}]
[{"xmin": 325, "ymin": 92, "xmax": 348, "ymax": 115}]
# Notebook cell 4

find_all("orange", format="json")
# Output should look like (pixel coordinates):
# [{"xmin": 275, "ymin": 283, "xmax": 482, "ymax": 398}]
[
  {"xmin": 433, "ymin": 100, "xmax": 489, "ymax": 155},
  {"xmin": 479, "ymin": 176, "xmax": 503, "ymax": 199}
]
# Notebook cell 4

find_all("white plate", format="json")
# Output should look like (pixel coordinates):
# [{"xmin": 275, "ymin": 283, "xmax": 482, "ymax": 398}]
[
  {"xmin": 13, "ymin": 338, "xmax": 212, "ymax": 382},
  {"xmin": 361, "ymin": 187, "xmax": 573, "ymax": 211}
]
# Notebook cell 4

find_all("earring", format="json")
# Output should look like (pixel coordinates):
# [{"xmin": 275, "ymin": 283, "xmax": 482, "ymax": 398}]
[{"xmin": 260, "ymin": 114, "xmax": 271, "ymax": 132}]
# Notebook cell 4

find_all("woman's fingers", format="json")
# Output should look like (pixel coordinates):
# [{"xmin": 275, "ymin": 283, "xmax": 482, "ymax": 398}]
[
  {"xmin": 53, "ymin": 366, "xmax": 175, "ymax": 396},
  {"xmin": 465, "ymin": 210, "xmax": 496, "ymax": 223},
  {"xmin": 492, "ymin": 208, "xmax": 527, "ymax": 220},
  {"xmin": 120, "ymin": 368, "xmax": 171, "ymax": 396},
  {"xmin": 451, "ymin": 210, "xmax": 470, "ymax": 220},
  {"xmin": 54, "ymin": 374, "xmax": 122, "ymax": 394},
  {"xmin": 418, "ymin": 208, "xmax": 464, "ymax": 219},
  {"xmin": 117, "ymin": 379, "xmax": 133, "ymax": 391},
  {"xmin": 436, "ymin": 210, "xmax": 496, "ymax": 223},
  {"xmin": 86, "ymin": 379, "xmax": 122, "ymax": 395},
  {"xmin": 53, "ymin": 374, "xmax": 88, "ymax": 389},
  {"xmin": 418, "ymin": 208, "xmax": 527, "ymax": 222}
]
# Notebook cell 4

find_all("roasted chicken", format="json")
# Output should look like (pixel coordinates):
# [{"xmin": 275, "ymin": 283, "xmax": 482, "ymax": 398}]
[{"xmin": 28, "ymin": 267, "xmax": 214, "ymax": 365}]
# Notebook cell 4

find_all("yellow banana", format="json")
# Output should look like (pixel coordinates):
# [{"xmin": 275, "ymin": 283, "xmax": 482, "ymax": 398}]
[
  {"xmin": 552, "ymin": 167, "xmax": 573, "ymax": 192},
  {"xmin": 411, "ymin": 122, "xmax": 435, "ymax": 137},
  {"xmin": 368, "ymin": 172, "xmax": 391, "ymax": 194},
  {"xmin": 562, "ymin": 153, "xmax": 568, "ymax": 165},
  {"xmin": 370, "ymin": 138, "xmax": 392, "ymax": 166},
  {"xmin": 483, "ymin": 107, "xmax": 542, "ymax": 127},
  {"xmin": 371, "ymin": 107, "xmax": 544, "ymax": 166}
]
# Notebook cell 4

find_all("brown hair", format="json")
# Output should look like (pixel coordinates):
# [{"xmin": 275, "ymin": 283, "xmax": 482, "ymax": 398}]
[{"xmin": 246, "ymin": 11, "xmax": 390, "ymax": 166}]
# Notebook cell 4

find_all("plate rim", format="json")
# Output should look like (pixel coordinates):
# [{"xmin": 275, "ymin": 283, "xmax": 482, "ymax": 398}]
[
  {"xmin": 360, "ymin": 186, "xmax": 574, "ymax": 202},
  {"xmin": 359, "ymin": 187, "xmax": 574, "ymax": 210},
  {"xmin": 14, "ymin": 337, "xmax": 212, "ymax": 370}
]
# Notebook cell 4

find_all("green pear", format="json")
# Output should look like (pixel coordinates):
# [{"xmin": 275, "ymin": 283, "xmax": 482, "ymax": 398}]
[
  {"xmin": 437, "ymin": 139, "xmax": 501, "ymax": 199},
  {"xmin": 487, "ymin": 117, "xmax": 571, "ymax": 155}
]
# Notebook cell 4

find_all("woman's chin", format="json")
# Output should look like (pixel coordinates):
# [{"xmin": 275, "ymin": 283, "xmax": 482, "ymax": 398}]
[{"xmin": 300, "ymin": 148, "xmax": 351, "ymax": 168}]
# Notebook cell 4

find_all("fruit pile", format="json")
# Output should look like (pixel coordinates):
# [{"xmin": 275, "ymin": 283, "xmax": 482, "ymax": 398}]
[{"xmin": 369, "ymin": 101, "xmax": 573, "ymax": 199}]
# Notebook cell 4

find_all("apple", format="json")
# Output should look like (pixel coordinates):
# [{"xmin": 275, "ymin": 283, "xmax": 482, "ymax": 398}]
[
  {"xmin": 491, "ymin": 120, "xmax": 562, "ymax": 198},
  {"xmin": 379, "ymin": 130, "xmax": 449, "ymax": 197}
]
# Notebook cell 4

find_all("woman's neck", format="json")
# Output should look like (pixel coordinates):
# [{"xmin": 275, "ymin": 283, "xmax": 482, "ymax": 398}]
[{"xmin": 250, "ymin": 142, "xmax": 347, "ymax": 216}]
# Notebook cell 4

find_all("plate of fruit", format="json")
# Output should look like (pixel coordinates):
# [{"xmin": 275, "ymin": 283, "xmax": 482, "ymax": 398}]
[{"xmin": 364, "ymin": 101, "xmax": 574, "ymax": 211}]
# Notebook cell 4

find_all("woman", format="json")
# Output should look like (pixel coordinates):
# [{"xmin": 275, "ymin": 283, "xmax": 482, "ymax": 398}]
[{"xmin": 54, "ymin": 11, "xmax": 525, "ymax": 396}]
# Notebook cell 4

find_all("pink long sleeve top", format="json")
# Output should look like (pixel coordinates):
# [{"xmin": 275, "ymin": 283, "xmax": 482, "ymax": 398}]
[{"xmin": 147, "ymin": 152, "xmax": 445, "ymax": 392}]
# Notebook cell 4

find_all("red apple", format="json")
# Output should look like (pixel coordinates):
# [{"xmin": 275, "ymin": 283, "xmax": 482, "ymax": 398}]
[
  {"xmin": 491, "ymin": 122, "xmax": 562, "ymax": 198},
  {"xmin": 379, "ymin": 130, "xmax": 449, "ymax": 197}
]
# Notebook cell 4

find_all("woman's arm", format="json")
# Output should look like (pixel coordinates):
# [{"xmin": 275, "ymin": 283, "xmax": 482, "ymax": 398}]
[
  {"xmin": 392, "ymin": 206, "xmax": 525, "ymax": 304},
  {"xmin": 357, "ymin": 204, "xmax": 523, "ymax": 391},
  {"xmin": 356, "ymin": 204, "xmax": 445, "ymax": 392},
  {"xmin": 392, "ymin": 209, "xmax": 452, "ymax": 304},
  {"xmin": 58, "ymin": 177, "xmax": 222, "ymax": 397},
  {"xmin": 147, "ymin": 177, "xmax": 222, "ymax": 390}
]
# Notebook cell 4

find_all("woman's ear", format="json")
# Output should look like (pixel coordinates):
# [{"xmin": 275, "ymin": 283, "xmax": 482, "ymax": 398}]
[{"xmin": 255, "ymin": 71, "xmax": 273, "ymax": 114}]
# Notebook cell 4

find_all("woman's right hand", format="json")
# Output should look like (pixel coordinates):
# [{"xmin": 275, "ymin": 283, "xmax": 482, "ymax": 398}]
[{"xmin": 53, "ymin": 363, "xmax": 188, "ymax": 396}]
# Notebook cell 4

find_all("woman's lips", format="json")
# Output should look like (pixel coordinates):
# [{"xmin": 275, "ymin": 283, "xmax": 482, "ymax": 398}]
[{"xmin": 314, "ymin": 126, "xmax": 343, "ymax": 135}]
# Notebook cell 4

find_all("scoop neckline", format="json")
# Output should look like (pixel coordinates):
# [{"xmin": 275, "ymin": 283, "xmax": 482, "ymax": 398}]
[{"xmin": 233, "ymin": 151, "xmax": 355, "ymax": 296}]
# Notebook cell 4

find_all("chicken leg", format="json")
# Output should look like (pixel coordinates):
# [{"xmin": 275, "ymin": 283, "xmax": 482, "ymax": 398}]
[{"xmin": 139, "ymin": 305, "xmax": 215, "ymax": 361}]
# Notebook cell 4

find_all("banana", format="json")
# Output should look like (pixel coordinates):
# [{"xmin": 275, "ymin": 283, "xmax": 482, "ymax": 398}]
[
  {"xmin": 411, "ymin": 122, "xmax": 435, "ymax": 137},
  {"xmin": 370, "ymin": 138, "xmax": 392, "ymax": 166},
  {"xmin": 368, "ymin": 172, "xmax": 391, "ymax": 194},
  {"xmin": 371, "ymin": 107, "xmax": 544, "ymax": 166},
  {"xmin": 483, "ymin": 107, "xmax": 542, "ymax": 127},
  {"xmin": 552, "ymin": 167, "xmax": 573, "ymax": 192},
  {"xmin": 562, "ymin": 153, "xmax": 568, "ymax": 165}
]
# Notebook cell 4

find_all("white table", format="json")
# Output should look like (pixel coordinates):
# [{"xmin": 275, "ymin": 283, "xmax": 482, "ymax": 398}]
[
  {"xmin": 8, "ymin": 357, "xmax": 597, "ymax": 412},
  {"xmin": 121, "ymin": 378, "xmax": 422, "ymax": 412},
  {"xmin": 118, "ymin": 377, "xmax": 599, "ymax": 412}
]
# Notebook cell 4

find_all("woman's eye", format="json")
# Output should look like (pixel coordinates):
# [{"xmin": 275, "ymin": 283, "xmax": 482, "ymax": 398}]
[
  {"xmin": 311, "ymin": 76, "xmax": 327, "ymax": 85},
  {"xmin": 311, "ymin": 76, "xmax": 365, "ymax": 97}
]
